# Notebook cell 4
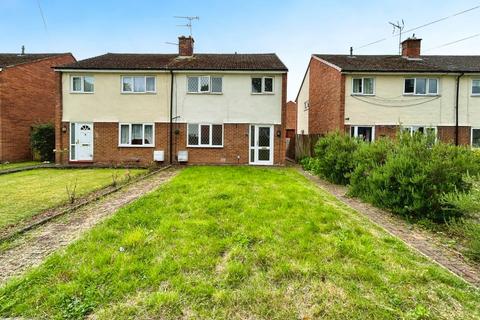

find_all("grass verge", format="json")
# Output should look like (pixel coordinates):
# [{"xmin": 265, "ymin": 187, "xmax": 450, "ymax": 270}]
[
  {"xmin": 0, "ymin": 168, "xmax": 146, "ymax": 229},
  {"xmin": 0, "ymin": 161, "xmax": 42, "ymax": 171}
]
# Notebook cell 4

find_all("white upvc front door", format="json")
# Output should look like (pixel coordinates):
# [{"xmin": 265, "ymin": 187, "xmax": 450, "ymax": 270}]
[
  {"xmin": 249, "ymin": 124, "xmax": 274, "ymax": 165},
  {"xmin": 70, "ymin": 123, "xmax": 93, "ymax": 161}
]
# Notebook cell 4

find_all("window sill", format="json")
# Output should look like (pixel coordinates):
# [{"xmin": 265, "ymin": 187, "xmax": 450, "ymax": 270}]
[
  {"xmin": 471, "ymin": 94, "xmax": 480, "ymax": 97},
  {"xmin": 187, "ymin": 145, "xmax": 224, "ymax": 149},
  {"xmin": 121, "ymin": 92, "xmax": 157, "ymax": 95},
  {"xmin": 351, "ymin": 93, "xmax": 375, "ymax": 96},
  {"xmin": 403, "ymin": 93, "xmax": 440, "ymax": 97},
  {"xmin": 251, "ymin": 92, "xmax": 275, "ymax": 95},
  {"xmin": 70, "ymin": 91, "xmax": 94, "ymax": 94},
  {"xmin": 186, "ymin": 92, "xmax": 223, "ymax": 95},
  {"xmin": 118, "ymin": 145, "xmax": 155, "ymax": 148}
]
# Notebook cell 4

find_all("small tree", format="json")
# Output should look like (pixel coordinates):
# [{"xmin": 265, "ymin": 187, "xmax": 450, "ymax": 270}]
[{"xmin": 30, "ymin": 123, "xmax": 55, "ymax": 161}]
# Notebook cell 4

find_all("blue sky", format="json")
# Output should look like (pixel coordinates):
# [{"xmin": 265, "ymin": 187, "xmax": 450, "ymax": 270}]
[{"xmin": 2, "ymin": 0, "xmax": 480, "ymax": 99}]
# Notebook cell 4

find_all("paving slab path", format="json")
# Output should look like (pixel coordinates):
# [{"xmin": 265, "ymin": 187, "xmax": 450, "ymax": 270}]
[
  {"xmin": 0, "ymin": 168, "xmax": 178, "ymax": 285},
  {"xmin": 299, "ymin": 168, "xmax": 480, "ymax": 288}
]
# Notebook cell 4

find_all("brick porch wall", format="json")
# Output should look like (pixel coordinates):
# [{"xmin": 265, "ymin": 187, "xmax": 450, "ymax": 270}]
[{"xmin": 0, "ymin": 54, "xmax": 75, "ymax": 162}]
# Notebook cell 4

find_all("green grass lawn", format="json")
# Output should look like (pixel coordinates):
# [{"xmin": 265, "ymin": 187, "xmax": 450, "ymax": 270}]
[
  {"xmin": 0, "ymin": 161, "xmax": 42, "ymax": 171},
  {"xmin": 0, "ymin": 168, "xmax": 146, "ymax": 229},
  {"xmin": 0, "ymin": 167, "xmax": 478, "ymax": 319}
]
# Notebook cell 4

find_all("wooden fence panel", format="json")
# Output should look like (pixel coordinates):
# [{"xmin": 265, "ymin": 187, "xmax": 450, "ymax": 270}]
[{"xmin": 294, "ymin": 134, "xmax": 322, "ymax": 160}]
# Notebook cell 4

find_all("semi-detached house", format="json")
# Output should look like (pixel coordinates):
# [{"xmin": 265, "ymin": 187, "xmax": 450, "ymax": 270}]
[
  {"xmin": 296, "ymin": 37, "xmax": 480, "ymax": 147},
  {"xmin": 54, "ymin": 37, "xmax": 288, "ymax": 166}
]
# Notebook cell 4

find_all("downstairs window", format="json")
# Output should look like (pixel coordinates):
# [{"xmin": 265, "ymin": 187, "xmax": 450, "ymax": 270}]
[
  {"xmin": 187, "ymin": 124, "xmax": 223, "ymax": 147},
  {"xmin": 350, "ymin": 126, "xmax": 374, "ymax": 142},
  {"xmin": 119, "ymin": 123, "xmax": 154, "ymax": 146}
]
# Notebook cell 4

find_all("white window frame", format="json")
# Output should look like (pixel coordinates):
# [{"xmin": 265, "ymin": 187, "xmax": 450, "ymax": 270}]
[
  {"xmin": 121, "ymin": 76, "xmax": 156, "ymax": 93},
  {"xmin": 118, "ymin": 123, "xmax": 155, "ymax": 147},
  {"xmin": 187, "ymin": 123, "xmax": 224, "ymax": 148},
  {"xmin": 251, "ymin": 76, "xmax": 275, "ymax": 94},
  {"xmin": 304, "ymin": 100, "xmax": 310, "ymax": 111},
  {"xmin": 350, "ymin": 125, "xmax": 375, "ymax": 141},
  {"xmin": 471, "ymin": 79, "xmax": 480, "ymax": 96},
  {"xmin": 70, "ymin": 75, "xmax": 95, "ymax": 93},
  {"xmin": 402, "ymin": 126, "xmax": 438, "ymax": 139},
  {"xmin": 471, "ymin": 127, "xmax": 480, "ymax": 148},
  {"xmin": 403, "ymin": 78, "xmax": 439, "ymax": 96},
  {"xmin": 186, "ymin": 76, "xmax": 223, "ymax": 94},
  {"xmin": 351, "ymin": 77, "xmax": 375, "ymax": 95}
]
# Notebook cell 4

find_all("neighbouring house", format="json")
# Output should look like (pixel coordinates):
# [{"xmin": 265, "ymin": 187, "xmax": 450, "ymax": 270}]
[
  {"xmin": 296, "ymin": 36, "xmax": 480, "ymax": 147},
  {"xmin": 284, "ymin": 100, "xmax": 297, "ymax": 160},
  {"xmin": 0, "ymin": 51, "xmax": 76, "ymax": 162},
  {"xmin": 285, "ymin": 100, "xmax": 297, "ymax": 138},
  {"xmin": 54, "ymin": 36, "xmax": 287, "ymax": 166}
]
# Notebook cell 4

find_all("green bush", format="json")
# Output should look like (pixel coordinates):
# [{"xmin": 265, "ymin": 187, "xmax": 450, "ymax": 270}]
[
  {"xmin": 312, "ymin": 132, "xmax": 359, "ymax": 185},
  {"xmin": 30, "ymin": 123, "xmax": 55, "ymax": 162},
  {"xmin": 300, "ymin": 157, "xmax": 320, "ymax": 174},
  {"xmin": 349, "ymin": 138, "xmax": 394, "ymax": 198},
  {"xmin": 355, "ymin": 133, "xmax": 479, "ymax": 220},
  {"xmin": 442, "ymin": 176, "xmax": 480, "ymax": 261},
  {"xmin": 307, "ymin": 131, "xmax": 480, "ymax": 221}
]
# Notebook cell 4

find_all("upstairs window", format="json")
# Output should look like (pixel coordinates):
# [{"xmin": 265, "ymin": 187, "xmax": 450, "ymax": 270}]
[
  {"xmin": 352, "ymin": 77, "xmax": 375, "ymax": 95},
  {"xmin": 119, "ymin": 123, "xmax": 154, "ymax": 147},
  {"xmin": 251, "ymin": 77, "xmax": 274, "ymax": 94},
  {"xmin": 472, "ymin": 80, "xmax": 480, "ymax": 95},
  {"xmin": 122, "ymin": 76, "xmax": 156, "ymax": 93},
  {"xmin": 304, "ymin": 100, "xmax": 310, "ymax": 111},
  {"xmin": 187, "ymin": 76, "xmax": 222, "ymax": 93},
  {"xmin": 71, "ymin": 76, "xmax": 94, "ymax": 93},
  {"xmin": 187, "ymin": 123, "xmax": 223, "ymax": 147},
  {"xmin": 404, "ymin": 78, "xmax": 438, "ymax": 95}
]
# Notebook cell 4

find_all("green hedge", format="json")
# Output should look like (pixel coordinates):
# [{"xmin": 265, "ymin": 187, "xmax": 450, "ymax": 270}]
[{"xmin": 302, "ymin": 132, "xmax": 480, "ymax": 221}]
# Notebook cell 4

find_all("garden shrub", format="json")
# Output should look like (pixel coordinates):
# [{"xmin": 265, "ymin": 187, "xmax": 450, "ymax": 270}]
[
  {"xmin": 349, "ymin": 137, "xmax": 394, "ymax": 198},
  {"xmin": 357, "ymin": 133, "xmax": 480, "ymax": 220},
  {"xmin": 442, "ymin": 176, "xmax": 480, "ymax": 261},
  {"xmin": 306, "ymin": 131, "xmax": 480, "ymax": 220},
  {"xmin": 312, "ymin": 132, "xmax": 359, "ymax": 185},
  {"xmin": 300, "ymin": 157, "xmax": 320, "ymax": 174},
  {"xmin": 30, "ymin": 123, "xmax": 55, "ymax": 161}
]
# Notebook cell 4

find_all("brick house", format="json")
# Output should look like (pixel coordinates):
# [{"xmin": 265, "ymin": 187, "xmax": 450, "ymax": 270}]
[
  {"xmin": 0, "ymin": 52, "xmax": 76, "ymax": 161},
  {"xmin": 285, "ymin": 101, "xmax": 297, "ymax": 138},
  {"xmin": 54, "ymin": 37, "xmax": 287, "ymax": 166},
  {"xmin": 296, "ymin": 37, "xmax": 480, "ymax": 147}
]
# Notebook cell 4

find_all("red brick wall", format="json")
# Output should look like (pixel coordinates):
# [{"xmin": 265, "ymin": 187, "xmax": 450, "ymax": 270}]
[
  {"xmin": 308, "ymin": 57, "xmax": 345, "ymax": 135},
  {"xmin": 375, "ymin": 125, "xmax": 398, "ymax": 139},
  {"xmin": 437, "ymin": 126, "xmax": 470, "ymax": 145},
  {"xmin": 58, "ymin": 122, "xmax": 285, "ymax": 166},
  {"xmin": 286, "ymin": 101, "xmax": 297, "ymax": 131},
  {"xmin": 57, "ymin": 122, "xmax": 169, "ymax": 166},
  {"xmin": 0, "ymin": 54, "xmax": 75, "ymax": 162}
]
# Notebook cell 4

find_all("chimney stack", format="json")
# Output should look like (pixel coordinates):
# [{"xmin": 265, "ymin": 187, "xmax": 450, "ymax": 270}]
[
  {"xmin": 401, "ymin": 36, "xmax": 422, "ymax": 59},
  {"xmin": 178, "ymin": 36, "xmax": 194, "ymax": 57}
]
